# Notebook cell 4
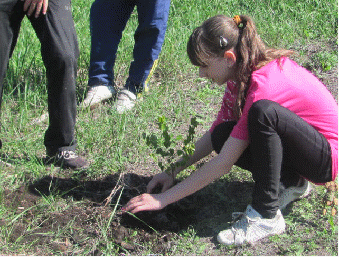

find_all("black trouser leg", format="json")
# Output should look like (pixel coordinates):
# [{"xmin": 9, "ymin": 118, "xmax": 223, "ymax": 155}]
[
  {"xmin": 0, "ymin": 0, "xmax": 26, "ymax": 149},
  {"xmin": 248, "ymin": 100, "xmax": 332, "ymax": 218},
  {"xmin": 28, "ymin": 0, "xmax": 79, "ymax": 154},
  {"xmin": 0, "ymin": 0, "xmax": 79, "ymax": 154}
]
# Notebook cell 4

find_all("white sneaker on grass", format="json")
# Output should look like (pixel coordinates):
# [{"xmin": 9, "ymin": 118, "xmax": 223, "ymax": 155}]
[
  {"xmin": 217, "ymin": 205, "xmax": 285, "ymax": 245},
  {"xmin": 81, "ymin": 85, "xmax": 116, "ymax": 109},
  {"xmin": 116, "ymin": 89, "xmax": 137, "ymax": 114},
  {"xmin": 279, "ymin": 178, "xmax": 313, "ymax": 210}
]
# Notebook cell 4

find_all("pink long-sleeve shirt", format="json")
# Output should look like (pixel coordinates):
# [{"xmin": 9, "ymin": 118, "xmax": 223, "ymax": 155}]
[{"xmin": 210, "ymin": 57, "xmax": 338, "ymax": 181}]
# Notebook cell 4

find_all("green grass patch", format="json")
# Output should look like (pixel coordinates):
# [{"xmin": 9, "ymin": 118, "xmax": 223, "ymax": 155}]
[{"xmin": 0, "ymin": 0, "xmax": 337, "ymax": 255}]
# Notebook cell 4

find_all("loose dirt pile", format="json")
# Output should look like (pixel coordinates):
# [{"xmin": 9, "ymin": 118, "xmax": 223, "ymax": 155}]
[{"xmin": 2, "ymin": 173, "xmax": 220, "ymax": 255}]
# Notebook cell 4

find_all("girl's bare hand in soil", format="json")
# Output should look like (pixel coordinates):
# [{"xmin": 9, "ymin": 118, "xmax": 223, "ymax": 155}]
[
  {"xmin": 147, "ymin": 172, "xmax": 174, "ymax": 193},
  {"xmin": 122, "ymin": 193, "xmax": 166, "ymax": 214}
]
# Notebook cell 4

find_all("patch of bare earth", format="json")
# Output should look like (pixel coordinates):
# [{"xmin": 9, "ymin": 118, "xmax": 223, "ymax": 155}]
[{"xmin": 1, "ymin": 166, "xmax": 337, "ymax": 256}]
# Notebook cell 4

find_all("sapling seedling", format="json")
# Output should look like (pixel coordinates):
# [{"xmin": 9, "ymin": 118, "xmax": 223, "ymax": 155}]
[{"xmin": 143, "ymin": 116, "xmax": 202, "ymax": 180}]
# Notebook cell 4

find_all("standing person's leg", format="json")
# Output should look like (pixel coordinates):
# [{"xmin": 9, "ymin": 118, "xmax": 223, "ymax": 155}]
[
  {"xmin": 29, "ymin": 0, "xmax": 88, "ymax": 170},
  {"xmin": 0, "ymin": 0, "xmax": 25, "ymax": 149},
  {"xmin": 82, "ymin": 0, "xmax": 135, "ymax": 108},
  {"xmin": 116, "ymin": 0, "xmax": 171, "ymax": 113}
]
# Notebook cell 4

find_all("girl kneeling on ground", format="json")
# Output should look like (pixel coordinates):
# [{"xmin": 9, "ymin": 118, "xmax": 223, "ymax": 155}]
[{"xmin": 122, "ymin": 15, "xmax": 338, "ymax": 245}]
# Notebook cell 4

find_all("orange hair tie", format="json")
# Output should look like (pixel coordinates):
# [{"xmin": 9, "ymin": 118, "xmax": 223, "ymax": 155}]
[{"xmin": 233, "ymin": 15, "xmax": 242, "ymax": 26}]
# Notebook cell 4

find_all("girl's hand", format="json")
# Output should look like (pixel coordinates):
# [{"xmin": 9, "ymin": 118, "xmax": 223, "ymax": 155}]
[
  {"xmin": 23, "ymin": 0, "xmax": 49, "ymax": 18},
  {"xmin": 146, "ymin": 172, "xmax": 175, "ymax": 193},
  {"xmin": 121, "ymin": 193, "xmax": 167, "ymax": 214}
]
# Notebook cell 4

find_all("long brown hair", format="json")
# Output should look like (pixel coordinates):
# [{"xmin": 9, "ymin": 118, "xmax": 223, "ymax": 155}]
[{"xmin": 187, "ymin": 15, "xmax": 294, "ymax": 119}]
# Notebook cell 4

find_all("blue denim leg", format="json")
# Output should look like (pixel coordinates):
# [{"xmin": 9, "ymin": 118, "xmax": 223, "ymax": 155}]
[
  {"xmin": 88, "ymin": 0, "xmax": 135, "ymax": 87},
  {"xmin": 125, "ymin": 0, "xmax": 171, "ymax": 93}
]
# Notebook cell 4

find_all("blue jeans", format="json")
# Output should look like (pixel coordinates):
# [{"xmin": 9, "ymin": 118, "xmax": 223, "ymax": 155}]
[{"xmin": 88, "ymin": 0, "xmax": 171, "ymax": 93}]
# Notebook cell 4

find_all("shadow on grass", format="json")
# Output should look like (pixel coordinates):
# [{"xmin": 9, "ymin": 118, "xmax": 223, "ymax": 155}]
[
  {"xmin": 27, "ymin": 172, "xmax": 255, "ymax": 238},
  {"xmin": 7, "ymin": 172, "xmax": 332, "ymax": 256}
]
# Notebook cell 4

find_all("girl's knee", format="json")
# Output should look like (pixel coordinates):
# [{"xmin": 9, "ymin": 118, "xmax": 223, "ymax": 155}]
[
  {"xmin": 248, "ymin": 100, "xmax": 280, "ymax": 125},
  {"xmin": 249, "ymin": 100, "xmax": 277, "ymax": 115}
]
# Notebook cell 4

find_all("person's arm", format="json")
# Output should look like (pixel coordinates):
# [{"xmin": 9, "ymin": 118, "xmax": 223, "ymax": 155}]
[
  {"xmin": 146, "ymin": 131, "xmax": 213, "ymax": 193},
  {"xmin": 23, "ymin": 0, "xmax": 49, "ymax": 18},
  {"xmin": 122, "ymin": 136, "xmax": 248, "ymax": 213}
]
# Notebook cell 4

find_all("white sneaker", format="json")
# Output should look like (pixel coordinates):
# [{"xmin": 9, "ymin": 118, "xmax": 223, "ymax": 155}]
[
  {"xmin": 116, "ymin": 89, "xmax": 137, "ymax": 114},
  {"xmin": 279, "ymin": 178, "xmax": 312, "ymax": 210},
  {"xmin": 81, "ymin": 85, "xmax": 116, "ymax": 109},
  {"xmin": 217, "ymin": 205, "xmax": 285, "ymax": 245}
]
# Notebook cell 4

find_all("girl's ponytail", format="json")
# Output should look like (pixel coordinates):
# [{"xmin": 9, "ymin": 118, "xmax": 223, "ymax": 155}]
[
  {"xmin": 232, "ymin": 15, "xmax": 293, "ymax": 119},
  {"xmin": 233, "ymin": 15, "xmax": 266, "ymax": 119}
]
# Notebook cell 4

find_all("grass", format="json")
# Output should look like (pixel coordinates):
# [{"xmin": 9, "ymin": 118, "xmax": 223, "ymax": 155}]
[{"xmin": 0, "ymin": 0, "xmax": 338, "ymax": 255}]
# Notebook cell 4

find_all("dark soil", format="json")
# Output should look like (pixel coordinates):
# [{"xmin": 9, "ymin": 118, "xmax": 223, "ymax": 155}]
[
  {"xmin": 3, "ymin": 172, "xmax": 234, "ymax": 255},
  {"xmin": 1, "ymin": 169, "xmax": 337, "ymax": 256}
]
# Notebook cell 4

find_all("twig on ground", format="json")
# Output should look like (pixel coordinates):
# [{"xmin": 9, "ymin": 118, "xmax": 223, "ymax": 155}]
[{"xmin": 103, "ymin": 172, "xmax": 125, "ymax": 207}]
